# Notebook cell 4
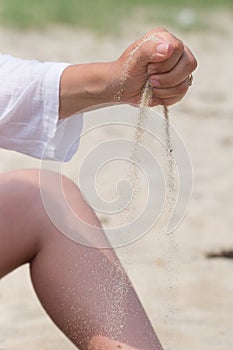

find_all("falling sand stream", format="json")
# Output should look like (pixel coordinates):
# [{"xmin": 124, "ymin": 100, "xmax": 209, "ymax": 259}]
[
  {"xmin": 105, "ymin": 37, "xmax": 177, "ymax": 345},
  {"xmin": 115, "ymin": 35, "xmax": 176, "ymax": 229}
]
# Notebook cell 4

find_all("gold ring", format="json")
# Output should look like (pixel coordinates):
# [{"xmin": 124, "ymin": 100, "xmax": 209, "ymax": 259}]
[{"xmin": 188, "ymin": 74, "xmax": 193, "ymax": 86}]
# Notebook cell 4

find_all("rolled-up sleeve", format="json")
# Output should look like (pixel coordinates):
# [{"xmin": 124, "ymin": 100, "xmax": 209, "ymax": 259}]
[{"xmin": 0, "ymin": 54, "xmax": 83, "ymax": 161}]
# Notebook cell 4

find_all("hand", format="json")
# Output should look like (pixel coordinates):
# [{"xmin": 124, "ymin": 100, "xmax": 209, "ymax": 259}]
[
  {"xmin": 113, "ymin": 27, "xmax": 197, "ymax": 106},
  {"xmin": 59, "ymin": 27, "xmax": 197, "ymax": 119}
]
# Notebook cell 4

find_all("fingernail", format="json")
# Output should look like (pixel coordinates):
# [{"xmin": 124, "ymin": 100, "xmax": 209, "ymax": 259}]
[
  {"xmin": 150, "ymin": 78, "xmax": 160, "ymax": 87},
  {"xmin": 157, "ymin": 43, "xmax": 170, "ymax": 55}
]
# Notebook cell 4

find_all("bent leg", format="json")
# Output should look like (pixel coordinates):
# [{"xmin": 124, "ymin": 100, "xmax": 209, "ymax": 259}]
[{"xmin": 0, "ymin": 169, "xmax": 163, "ymax": 350}]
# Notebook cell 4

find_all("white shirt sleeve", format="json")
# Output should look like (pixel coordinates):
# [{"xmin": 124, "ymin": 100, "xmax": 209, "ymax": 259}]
[{"xmin": 0, "ymin": 54, "xmax": 83, "ymax": 162}]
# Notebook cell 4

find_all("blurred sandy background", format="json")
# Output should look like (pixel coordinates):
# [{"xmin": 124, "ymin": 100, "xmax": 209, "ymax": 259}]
[{"xmin": 0, "ymin": 5, "xmax": 233, "ymax": 350}]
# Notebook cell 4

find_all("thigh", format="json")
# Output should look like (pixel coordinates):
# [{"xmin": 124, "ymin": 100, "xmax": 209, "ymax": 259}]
[
  {"xmin": 0, "ymin": 170, "xmax": 42, "ymax": 277},
  {"xmin": 0, "ymin": 168, "xmax": 114, "ymax": 277}
]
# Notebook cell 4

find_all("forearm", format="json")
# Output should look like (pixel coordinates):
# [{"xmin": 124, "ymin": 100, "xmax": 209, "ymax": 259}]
[{"xmin": 59, "ymin": 61, "xmax": 117, "ymax": 119}]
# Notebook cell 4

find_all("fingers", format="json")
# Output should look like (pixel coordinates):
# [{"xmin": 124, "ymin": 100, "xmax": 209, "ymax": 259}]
[
  {"xmin": 148, "ymin": 42, "xmax": 197, "ymax": 106},
  {"xmin": 150, "ymin": 75, "xmax": 193, "ymax": 107},
  {"xmin": 151, "ymin": 76, "xmax": 191, "ymax": 99},
  {"xmin": 143, "ymin": 27, "xmax": 184, "ymax": 72},
  {"xmin": 149, "ymin": 46, "xmax": 197, "ymax": 88},
  {"xmin": 150, "ymin": 73, "xmax": 193, "ymax": 106},
  {"xmin": 119, "ymin": 26, "xmax": 197, "ymax": 108},
  {"xmin": 133, "ymin": 37, "xmax": 174, "ymax": 68},
  {"xmin": 131, "ymin": 27, "xmax": 183, "ymax": 68}
]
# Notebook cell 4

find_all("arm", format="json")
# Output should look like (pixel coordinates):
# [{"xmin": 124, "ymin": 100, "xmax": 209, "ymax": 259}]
[
  {"xmin": 59, "ymin": 62, "xmax": 115, "ymax": 118},
  {"xmin": 0, "ymin": 27, "xmax": 196, "ymax": 161},
  {"xmin": 59, "ymin": 27, "xmax": 197, "ymax": 119}
]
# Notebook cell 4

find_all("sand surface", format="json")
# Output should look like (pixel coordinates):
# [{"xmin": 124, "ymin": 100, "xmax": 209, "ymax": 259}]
[{"xmin": 0, "ymin": 13, "xmax": 233, "ymax": 350}]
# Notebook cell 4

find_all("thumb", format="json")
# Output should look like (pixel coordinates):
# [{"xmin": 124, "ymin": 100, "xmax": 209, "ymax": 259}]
[
  {"xmin": 134, "ymin": 37, "xmax": 173, "ymax": 66},
  {"xmin": 146, "ymin": 39, "xmax": 174, "ymax": 63},
  {"xmin": 156, "ymin": 42, "xmax": 173, "ymax": 59}
]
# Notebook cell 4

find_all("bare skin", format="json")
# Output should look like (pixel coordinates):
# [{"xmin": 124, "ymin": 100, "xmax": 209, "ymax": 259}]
[
  {"xmin": 0, "ymin": 27, "xmax": 197, "ymax": 349},
  {"xmin": 0, "ymin": 169, "xmax": 163, "ymax": 350},
  {"xmin": 87, "ymin": 335, "xmax": 145, "ymax": 350},
  {"xmin": 59, "ymin": 27, "xmax": 197, "ymax": 119}
]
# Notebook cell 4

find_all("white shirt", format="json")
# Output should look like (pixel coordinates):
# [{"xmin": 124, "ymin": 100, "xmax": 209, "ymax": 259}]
[{"xmin": 0, "ymin": 54, "xmax": 83, "ymax": 162}]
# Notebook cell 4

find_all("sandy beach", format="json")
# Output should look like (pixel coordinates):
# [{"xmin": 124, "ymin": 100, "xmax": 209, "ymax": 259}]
[{"xmin": 0, "ymin": 12, "xmax": 233, "ymax": 350}]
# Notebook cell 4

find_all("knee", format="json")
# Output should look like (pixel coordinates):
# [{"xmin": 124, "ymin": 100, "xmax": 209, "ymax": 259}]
[
  {"xmin": 0, "ymin": 168, "xmax": 99, "ymax": 239},
  {"xmin": 0, "ymin": 168, "xmax": 88, "ymax": 230},
  {"xmin": 0, "ymin": 169, "xmax": 42, "ymax": 220},
  {"xmin": 0, "ymin": 168, "xmax": 85, "ymax": 207}
]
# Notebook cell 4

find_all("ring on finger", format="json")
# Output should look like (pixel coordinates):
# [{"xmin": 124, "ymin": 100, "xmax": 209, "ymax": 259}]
[{"xmin": 188, "ymin": 74, "xmax": 193, "ymax": 86}]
